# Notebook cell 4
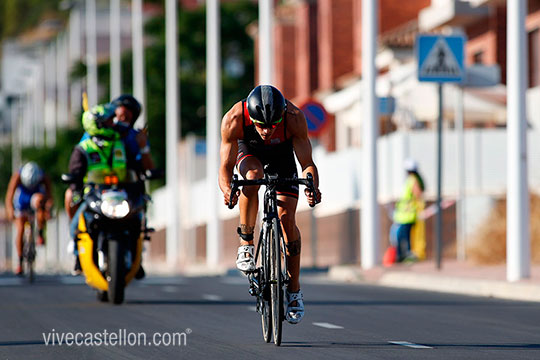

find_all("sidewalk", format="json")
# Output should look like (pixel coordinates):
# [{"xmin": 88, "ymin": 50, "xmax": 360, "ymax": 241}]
[{"xmin": 328, "ymin": 260, "xmax": 540, "ymax": 303}]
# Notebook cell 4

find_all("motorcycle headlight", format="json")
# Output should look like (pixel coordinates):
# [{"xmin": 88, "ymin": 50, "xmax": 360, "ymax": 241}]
[
  {"xmin": 101, "ymin": 199, "xmax": 130, "ymax": 218},
  {"xmin": 100, "ymin": 190, "xmax": 130, "ymax": 218}
]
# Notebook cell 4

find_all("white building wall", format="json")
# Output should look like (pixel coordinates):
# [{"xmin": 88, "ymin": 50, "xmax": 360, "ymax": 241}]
[{"xmin": 150, "ymin": 128, "xmax": 531, "ymax": 232}]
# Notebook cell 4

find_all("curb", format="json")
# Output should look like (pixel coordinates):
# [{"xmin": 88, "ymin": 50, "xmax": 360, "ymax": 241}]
[{"xmin": 328, "ymin": 265, "xmax": 540, "ymax": 303}]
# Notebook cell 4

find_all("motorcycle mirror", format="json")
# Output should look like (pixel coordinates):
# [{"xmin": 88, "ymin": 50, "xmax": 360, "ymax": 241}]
[{"xmin": 61, "ymin": 173, "xmax": 75, "ymax": 184}]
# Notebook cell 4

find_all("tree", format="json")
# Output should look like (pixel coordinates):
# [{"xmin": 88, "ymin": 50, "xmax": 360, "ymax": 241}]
[{"xmin": 70, "ymin": 0, "xmax": 257, "ymax": 180}]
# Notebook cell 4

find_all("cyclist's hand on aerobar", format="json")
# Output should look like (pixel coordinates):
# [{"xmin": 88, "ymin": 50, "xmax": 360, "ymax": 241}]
[
  {"xmin": 224, "ymin": 188, "xmax": 240, "ymax": 208},
  {"xmin": 304, "ymin": 188, "xmax": 321, "ymax": 207}
]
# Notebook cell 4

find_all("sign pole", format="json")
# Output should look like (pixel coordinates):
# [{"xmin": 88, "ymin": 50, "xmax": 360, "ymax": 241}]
[
  {"xmin": 436, "ymin": 83, "xmax": 443, "ymax": 269},
  {"xmin": 417, "ymin": 34, "xmax": 465, "ymax": 269}
]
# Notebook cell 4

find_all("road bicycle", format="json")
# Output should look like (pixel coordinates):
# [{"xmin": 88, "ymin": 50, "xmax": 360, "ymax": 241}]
[{"xmin": 229, "ymin": 168, "xmax": 316, "ymax": 346}]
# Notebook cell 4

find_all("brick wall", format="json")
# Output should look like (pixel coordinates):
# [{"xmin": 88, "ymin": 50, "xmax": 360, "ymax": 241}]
[
  {"xmin": 274, "ymin": 21, "xmax": 297, "ymax": 97},
  {"xmin": 379, "ymin": 0, "xmax": 430, "ymax": 33},
  {"xmin": 294, "ymin": 2, "xmax": 312, "ymax": 101}
]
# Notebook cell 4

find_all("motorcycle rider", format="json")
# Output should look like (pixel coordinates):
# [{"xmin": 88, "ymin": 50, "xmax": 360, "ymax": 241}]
[
  {"xmin": 67, "ymin": 104, "xmax": 145, "ymax": 278},
  {"xmin": 65, "ymin": 94, "xmax": 154, "ymax": 221}
]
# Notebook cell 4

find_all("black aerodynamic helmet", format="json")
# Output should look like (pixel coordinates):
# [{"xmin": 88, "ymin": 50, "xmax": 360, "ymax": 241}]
[
  {"xmin": 111, "ymin": 94, "xmax": 142, "ymax": 123},
  {"xmin": 246, "ymin": 85, "xmax": 286, "ymax": 128}
]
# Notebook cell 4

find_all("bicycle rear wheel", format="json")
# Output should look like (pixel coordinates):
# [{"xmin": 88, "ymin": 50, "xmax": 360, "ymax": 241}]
[{"xmin": 270, "ymin": 217, "xmax": 283, "ymax": 346}]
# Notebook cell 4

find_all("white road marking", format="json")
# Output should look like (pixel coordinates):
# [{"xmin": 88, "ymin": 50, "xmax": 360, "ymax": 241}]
[
  {"xmin": 202, "ymin": 294, "xmax": 223, "ymax": 301},
  {"xmin": 312, "ymin": 322, "xmax": 344, "ymax": 329},
  {"xmin": 389, "ymin": 341, "xmax": 433, "ymax": 349},
  {"xmin": 247, "ymin": 306, "xmax": 257, "ymax": 312}
]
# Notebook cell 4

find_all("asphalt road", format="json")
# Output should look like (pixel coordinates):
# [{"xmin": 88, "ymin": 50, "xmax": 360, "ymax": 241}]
[{"xmin": 0, "ymin": 272, "xmax": 539, "ymax": 359}]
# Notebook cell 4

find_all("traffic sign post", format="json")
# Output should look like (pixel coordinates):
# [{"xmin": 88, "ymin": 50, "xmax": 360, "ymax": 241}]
[
  {"xmin": 300, "ymin": 100, "xmax": 329, "ymax": 137},
  {"xmin": 299, "ymin": 99, "xmax": 328, "ymax": 267},
  {"xmin": 416, "ymin": 34, "xmax": 465, "ymax": 270}
]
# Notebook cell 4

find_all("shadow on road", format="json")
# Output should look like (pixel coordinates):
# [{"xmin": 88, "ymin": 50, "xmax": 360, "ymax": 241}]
[
  {"xmin": 281, "ymin": 341, "xmax": 540, "ymax": 350},
  {"xmin": 126, "ymin": 299, "xmax": 254, "ymax": 306},
  {"xmin": 0, "ymin": 340, "xmax": 45, "ymax": 347},
  {"xmin": 126, "ymin": 298, "xmax": 536, "ymax": 307}
]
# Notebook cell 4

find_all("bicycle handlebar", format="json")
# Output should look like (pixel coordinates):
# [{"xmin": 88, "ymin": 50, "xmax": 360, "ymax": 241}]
[{"xmin": 228, "ymin": 173, "xmax": 317, "ymax": 209}]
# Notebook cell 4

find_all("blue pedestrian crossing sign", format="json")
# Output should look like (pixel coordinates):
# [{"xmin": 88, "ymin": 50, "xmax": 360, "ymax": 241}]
[{"xmin": 417, "ymin": 34, "xmax": 465, "ymax": 83}]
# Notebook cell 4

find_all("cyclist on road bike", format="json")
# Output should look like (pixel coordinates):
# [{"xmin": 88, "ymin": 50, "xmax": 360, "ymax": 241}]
[
  {"xmin": 219, "ymin": 85, "xmax": 322, "ymax": 324},
  {"xmin": 5, "ymin": 162, "xmax": 53, "ymax": 275}
]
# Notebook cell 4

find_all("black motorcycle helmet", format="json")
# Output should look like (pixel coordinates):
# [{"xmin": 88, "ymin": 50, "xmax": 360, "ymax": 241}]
[
  {"xmin": 246, "ymin": 85, "xmax": 286, "ymax": 128},
  {"xmin": 111, "ymin": 94, "xmax": 142, "ymax": 124}
]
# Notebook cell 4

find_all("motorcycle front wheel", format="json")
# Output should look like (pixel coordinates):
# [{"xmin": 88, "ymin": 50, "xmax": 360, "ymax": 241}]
[{"xmin": 107, "ymin": 240, "xmax": 125, "ymax": 305}]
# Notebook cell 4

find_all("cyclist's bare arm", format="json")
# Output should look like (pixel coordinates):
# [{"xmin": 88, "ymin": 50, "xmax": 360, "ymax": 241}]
[
  {"xmin": 5, "ymin": 172, "xmax": 21, "ymax": 220},
  {"xmin": 288, "ymin": 101, "xmax": 321, "ymax": 205},
  {"xmin": 219, "ymin": 101, "xmax": 243, "ymax": 207}
]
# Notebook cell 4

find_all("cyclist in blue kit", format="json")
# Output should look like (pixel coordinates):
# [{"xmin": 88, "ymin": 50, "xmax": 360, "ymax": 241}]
[
  {"xmin": 219, "ymin": 85, "xmax": 322, "ymax": 324},
  {"xmin": 5, "ymin": 162, "xmax": 53, "ymax": 275}
]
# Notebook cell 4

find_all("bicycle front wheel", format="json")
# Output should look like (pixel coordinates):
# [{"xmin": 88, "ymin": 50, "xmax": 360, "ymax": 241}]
[
  {"xmin": 260, "ymin": 226, "xmax": 272, "ymax": 343},
  {"xmin": 23, "ymin": 223, "xmax": 35, "ymax": 283},
  {"xmin": 270, "ymin": 217, "xmax": 284, "ymax": 346}
]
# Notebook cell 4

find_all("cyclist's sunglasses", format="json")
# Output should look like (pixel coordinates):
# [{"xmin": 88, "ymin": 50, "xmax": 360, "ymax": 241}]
[{"xmin": 251, "ymin": 117, "xmax": 282, "ymax": 129}]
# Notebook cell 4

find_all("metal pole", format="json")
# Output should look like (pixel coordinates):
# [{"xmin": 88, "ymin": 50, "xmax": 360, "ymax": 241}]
[
  {"xmin": 132, "ymin": 0, "xmax": 146, "ymax": 128},
  {"xmin": 456, "ymin": 85, "xmax": 466, "ymax": 261},
  {"xmin": 310, "ymin": 208, "xmax": 318, "ymax": 267},
  {"xmin": 110, "ymin": 0, "xmax": 122, "ymax": 97},
  {"xmin": 507, "ymin": 0, "xmax": 529, "ymax": 281},
  {"xmin": 85, "ymin": 0, "xmax": 98, "ymax": 106},
  {"xmin": 259, "ymin": 0, "xmax": 274, "ymax": 84},
  {"xmin": 57, "ymin": 35, "xmax": 69, "ymax": 128},
  {"xmin": 361, "ymin": 0, "xmax": 379, "ymax": 269},
  {"xmin": 436, "ymin": 83, "xmax": 443, "ymax": 269},
  {"xmin": 11, "ymin": 98, "xmax": 21, "ymax": 173},
  {"xmin": 69, "ymin": 4, "xmax": 82, "ymax": 121},
  {"xmin": 11, "ymin": 98, "xmax": 20, "ymax": 272},
  {"xmin": 45, "ymin": 44, "xmax": 57, "ymax": 147},
  {"xmin": 206, "ymin": 0, "xmax": 222, "ymax": 268},
  {"xmin": 165, "ymin": 0, "xmax": 180, "ymax": 269},
  {"xmin": 35, "ymin": 61, "xmax": 45, "ymax": 146}
]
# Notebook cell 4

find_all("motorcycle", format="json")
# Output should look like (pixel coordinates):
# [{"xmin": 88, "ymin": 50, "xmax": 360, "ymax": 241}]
[{"xmin": 62, "ymin": 171, "xmax": 159, "ymax": 304}]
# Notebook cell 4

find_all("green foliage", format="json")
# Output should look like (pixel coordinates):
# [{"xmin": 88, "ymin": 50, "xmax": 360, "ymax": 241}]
[
  {"xmin": 1, "ymin": 0, "xmax": 258, "ymax": 200},
  {"xmin": 70, "ymin": 0, "xmax": 257, "ymax": 181},
  {"xmin": 0, "ymin": 145, "xmax": 12, "ymax": 203},
  {"xmin": 0, "ymin": 0, "xmax": 66, "ymax": 40}
]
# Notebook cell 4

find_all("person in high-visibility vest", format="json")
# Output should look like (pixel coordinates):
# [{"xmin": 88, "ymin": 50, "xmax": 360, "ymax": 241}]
[{"xmin": 384, "ymin": 159, "xmax": 425, "ymax": 265}]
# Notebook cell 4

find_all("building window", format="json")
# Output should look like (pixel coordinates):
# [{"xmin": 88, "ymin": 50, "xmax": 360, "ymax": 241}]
[
  {"xmin": 473, "ymin": 51, "xmax": 484, "ymax": 64},
  {"xmin": 529, "ymin": 28, "xmax": 540, "ymax": 88}
]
